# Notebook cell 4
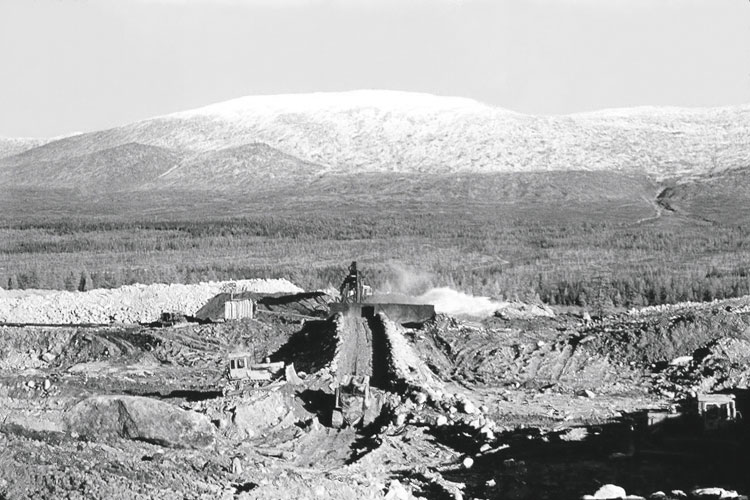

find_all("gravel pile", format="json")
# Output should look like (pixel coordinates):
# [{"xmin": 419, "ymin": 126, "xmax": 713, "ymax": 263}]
[{"xmin": 0, "ymin": 279, "xmax": 302, "ymax": 325}]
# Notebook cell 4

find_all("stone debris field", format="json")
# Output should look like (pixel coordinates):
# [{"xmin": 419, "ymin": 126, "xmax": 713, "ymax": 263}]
[{"xmin": 1, "ymin": 279, "xmax": 750, "ymax": 500}]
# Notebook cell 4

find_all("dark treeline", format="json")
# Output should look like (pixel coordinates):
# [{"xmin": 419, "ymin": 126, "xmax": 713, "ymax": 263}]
[{"xmin": 2, "ymin": 213, "xmax": 749, "ymax": 309}]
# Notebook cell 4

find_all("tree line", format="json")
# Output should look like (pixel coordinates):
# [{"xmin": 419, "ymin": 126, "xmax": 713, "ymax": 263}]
[{"xmin": 2, "ymin": 214, "xmax": 749, "ymax": 309}]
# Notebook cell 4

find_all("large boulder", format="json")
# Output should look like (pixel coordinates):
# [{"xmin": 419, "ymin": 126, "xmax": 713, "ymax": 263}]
[
  {"xmin": 65, "ymin": 395, "xmax": 215, "ymax": 449},
  {"xmin": 231, "ymin": 391, "xmax": 296, "ymax": 438},
  {"xmin": 593, "ymin": 485, "xmax": 627, "ymax": 499},
  {"xmin": 691, "ymin": 488, "xmax": 740, "ymax": 499}
]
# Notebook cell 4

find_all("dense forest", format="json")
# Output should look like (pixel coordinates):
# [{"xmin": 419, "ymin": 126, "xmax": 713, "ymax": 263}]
[{"xmin": 2, "ymin": 208, "xmax": 748, "ymax": 309}]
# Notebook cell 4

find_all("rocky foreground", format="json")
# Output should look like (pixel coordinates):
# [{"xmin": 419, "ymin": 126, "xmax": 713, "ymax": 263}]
[{"xmin": 1, "ymin": 287, "xmax": 749, "ymax": 499}]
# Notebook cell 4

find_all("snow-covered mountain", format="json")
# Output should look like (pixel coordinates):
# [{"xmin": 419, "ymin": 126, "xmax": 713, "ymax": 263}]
[{"xmin": 1, "ymin": 90, "xmax": 749, "ymax": 191}]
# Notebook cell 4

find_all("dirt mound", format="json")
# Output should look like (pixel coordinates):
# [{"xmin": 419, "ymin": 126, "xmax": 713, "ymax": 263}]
[
  {"xmin": 54, "ymin": 329, "xmax": 160, "ymax": 369},
  {"xmin": 270, "ymin": 319, "xmax": 338, "ymax": 375},
  {"xmin": 375, "ymin": 313, "xmax": 445, "ymax": 396},
  {"xmin": 65, "ymin": 395, "xmax": 215, "ymax": 449},
  {"xmin": 655, "ymin": 337, "xmax": 750, "ymax": 395},
  {"xmin": 585, "ymin": 306, "xmax": 750, "ymax": 366},
  {"xmin": 0, "ymin": 326, "xmax": 75, "ymax": 371},
  {"xmin": 412, "ymin": 315, "xmax": 638, "ymax": 394},
  {"xmin": 0, "ymin": 278, "xmax": 302, "ymax": 325},
  {"xmin": 255, "ymin": 291, "xmax": 331, "ymax": 317}
]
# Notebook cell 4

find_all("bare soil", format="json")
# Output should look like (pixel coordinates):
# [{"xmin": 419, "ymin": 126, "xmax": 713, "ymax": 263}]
[{"xmin": 2, "ymin": 293, "xmax": 750, "ymax": 499}]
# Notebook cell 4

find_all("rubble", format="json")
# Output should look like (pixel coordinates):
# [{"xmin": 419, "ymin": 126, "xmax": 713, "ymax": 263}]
[{"xmin": 0, "ymin": 284, "xmax": 748, "ymax": 499}]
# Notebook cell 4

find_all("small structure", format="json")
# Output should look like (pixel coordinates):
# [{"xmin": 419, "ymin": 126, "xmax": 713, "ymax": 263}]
[
  {"xmin": 223, "ymin": 299, "xmax": 254, "ymax": 321},
  {"xmin": 195, "ymin": 293, "xmax": 255, "ymax": 322},
  {"xmin": 697, "ymin": 393, "xmax": 738, "ymax": 431}
]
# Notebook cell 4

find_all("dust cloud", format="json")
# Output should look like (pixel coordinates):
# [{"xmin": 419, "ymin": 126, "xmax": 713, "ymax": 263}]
[
  {"xmin": 415, "ymin": 287, "xmax": 507, "ymax": 317},
  {"xmin": 381, "ymin": 263, "xmax": 435, "ymax": 296},
  {"xmin": 381, "ymin": 264, "xmax": 506, "ymax": 317}
]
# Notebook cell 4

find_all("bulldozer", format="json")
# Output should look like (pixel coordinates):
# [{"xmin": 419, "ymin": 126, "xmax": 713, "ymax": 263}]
[
  {"xmin": 331, "ymin": 374, "xmax": 380, "ymax": 428},
  {"xmin": 222, "ymin": 347, "xmax": 285, "ymax": 396}
]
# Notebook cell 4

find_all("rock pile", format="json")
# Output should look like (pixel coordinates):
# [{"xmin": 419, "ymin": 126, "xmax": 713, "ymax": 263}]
[{"xmin": 0, "ymin": 279, "xmax": 302, "ymax": 324}]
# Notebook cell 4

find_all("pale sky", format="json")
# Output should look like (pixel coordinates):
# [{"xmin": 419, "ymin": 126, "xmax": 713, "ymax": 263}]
[{"xmin": 0, "ymin": 0, "xmax": 749, "ymax": 137}]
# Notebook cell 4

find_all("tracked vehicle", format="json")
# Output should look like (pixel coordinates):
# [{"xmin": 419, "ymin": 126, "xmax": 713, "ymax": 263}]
[
  {"xmin": 223, "ymin": 348, "xmax": 285, "ymax": 396},
  {"xmin": 330, "ymin": 374, "xmax": 380, "ymax": 428}
]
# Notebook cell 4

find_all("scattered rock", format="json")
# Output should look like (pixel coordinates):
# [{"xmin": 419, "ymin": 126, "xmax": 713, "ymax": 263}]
[
  {"xmin": 560, "ymin": 427, "xmax": 588, "ymax": 442},
  {"xmin": 462, "ymin": 401, "xmax": 477, "ymax": 415},
  {"xmin": 232, "ymin": 457, "xmax": 243, "ymax": 475},
  {"xmin": 462, "ymin": 457, "xmax": 474, "ymax": 469},
  {"xmin": 385, "ymin": 479, "xmax": 411, "ymax": 500},
  {"xmin": 593, "ymin": 484, "xmax": 627, "ymax": 499},
  {"xmin": 669, "ymin": 355, "xmax": 693, "ymax": 366},
  {"xmin": 691, "ymin": 487, "xmax": 739, "ymax": 499}
]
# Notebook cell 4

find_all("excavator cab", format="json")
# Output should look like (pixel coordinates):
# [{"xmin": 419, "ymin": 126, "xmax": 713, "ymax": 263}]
[{"xmin": 338, "ymin": 261, "xmax": 372, "ymax": 304}]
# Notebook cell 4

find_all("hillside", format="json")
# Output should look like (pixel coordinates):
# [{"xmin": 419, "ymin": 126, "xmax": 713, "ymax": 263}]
[
  {"xmin": 0, "ymin": 137, "xmax": 48, "ymax": 160},
  {"xmin": 657, "ymin": 166, "xmax": 750, "ymax": 224},
  {"xmin": 1, "ymin": 143, "xmax": 182, "ymax": 190},
  {"xmin": 1, "ymin": 91, "xmax": 749, "ymax": 192},
  {"xmin": 148, "ymin": 143, "xmax": 325, "ymax": 189}
]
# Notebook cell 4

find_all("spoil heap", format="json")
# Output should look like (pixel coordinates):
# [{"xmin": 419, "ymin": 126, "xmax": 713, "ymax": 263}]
[{"xmin": 0, "ymin": 279, "xmax": 302, "ymax": 324}]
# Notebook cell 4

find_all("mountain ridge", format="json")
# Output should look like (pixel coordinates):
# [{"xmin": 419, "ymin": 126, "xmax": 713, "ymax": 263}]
[{"xmin": 1, "ymin": 90, "xmax": 749, "ymax": 194}]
